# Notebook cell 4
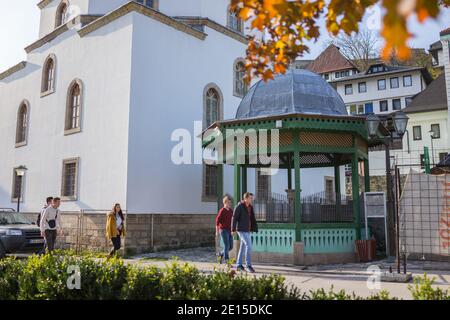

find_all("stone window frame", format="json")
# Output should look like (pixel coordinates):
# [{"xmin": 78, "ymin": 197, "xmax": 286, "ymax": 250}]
[
  {"xmin": 392, "ymin": 98, "xmax": 401, "ymax": 110},
  {"xmin": 202, "ymin": 83, "xmax": 224, "ymax": 202},
  {"xmin": 64, "ymin": 79, "xmax": 84, "ymax": 135},
  {"xmin": 227, "ymin": 6, "xmax": 244, "ymax": 34},
  {"xmin": 61, "ymin": 157, "xmax": 80, "ymax": 201},
  {"xmin": 41, "ymin": 54, "xmax": 57, "ymax": 97},
  {"xmin": 55, "ymin": 0, "xmax": 69, "ymax": 28},
  {"xmin": 11, "ymin": 167, "xmax": 26, "ymax": 203},
  {"xmin": 233, "ymin": 58, "xmax": 248, "ymax": 98},
  {"xmin": 15, "ymin": 100, "xmax": 30, "ymax": 148}
]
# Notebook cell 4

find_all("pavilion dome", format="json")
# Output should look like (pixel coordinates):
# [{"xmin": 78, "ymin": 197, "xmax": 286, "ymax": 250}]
[{"xmin": 235, "ymin": 69, "xmax": 348, "ymax": 119}]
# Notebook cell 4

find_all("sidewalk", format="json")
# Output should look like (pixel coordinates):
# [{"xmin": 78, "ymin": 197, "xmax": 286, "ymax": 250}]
[{"xmin": 127, "ymin": 247, "xmax": 450, "ymax": 299}]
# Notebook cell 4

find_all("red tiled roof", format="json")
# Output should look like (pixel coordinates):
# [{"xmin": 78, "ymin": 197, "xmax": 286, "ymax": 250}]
[
  {"xmin": 306, "ymin": 44, "xmax": 358, "ymax": 74},
  {"xmin": 440, "ymin": 27, "xmax": 450, "ymax": 37}
]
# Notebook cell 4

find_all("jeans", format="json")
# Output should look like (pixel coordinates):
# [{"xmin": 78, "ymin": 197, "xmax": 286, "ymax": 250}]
[
  {"xmin": 110, "ymin": 235, "xmax": 121, "ymax": 256},
  {"xmin": 219, "ymin": 229, "xmax": 233, "ymax": 261},
  {"xmin": 237, "ymin": 232, "xmax": 253, "ymax": 267},
  {"xmin": 44, "ymin": 229, "xmax": 57, "ymax": 253}
]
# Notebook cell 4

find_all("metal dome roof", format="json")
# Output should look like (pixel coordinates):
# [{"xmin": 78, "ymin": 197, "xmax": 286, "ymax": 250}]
[{"xmin": 235, "ymin": 69, "xmax": 348, "ymax": 119}]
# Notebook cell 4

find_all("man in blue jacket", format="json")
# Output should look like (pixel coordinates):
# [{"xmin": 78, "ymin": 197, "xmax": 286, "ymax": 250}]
[{"xmin": 232, "ymin": 192, "xmax": 258, "ymax": 273}]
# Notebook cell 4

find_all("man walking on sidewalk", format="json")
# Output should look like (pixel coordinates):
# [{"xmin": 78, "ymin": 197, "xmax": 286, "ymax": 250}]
[
  {"xmin": 40, "ymin": 197, "xmax": 63, "ymax": 253},
  {"xmin": 37, "ymin": 196, "xmax": 53, "ymax": 254},
  {"xmin": 232, "ymin": 192, "xmax": 258, "ymax": 273}
]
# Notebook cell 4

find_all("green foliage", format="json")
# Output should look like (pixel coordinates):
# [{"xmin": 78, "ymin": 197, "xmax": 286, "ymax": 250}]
[
  {"xmin": 0, "ymin": 257, "xmax": 22, "ymax": 300},
  {"xmin": 408, "ymin": 274, "xmax": 450, "ymax": 300},
  {"xmin": 1, "ymin": 253, "xmax": 448, "ymax": 300}
]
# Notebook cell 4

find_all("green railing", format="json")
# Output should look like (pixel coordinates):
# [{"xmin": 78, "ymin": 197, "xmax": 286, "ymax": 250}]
[
  {"xmin": 251, "ymin": 228, "xmax": 295, "ymax": 254},
  {"xmin": 301, "ymin": 228, "xmax": 356, "ymax": 253}
]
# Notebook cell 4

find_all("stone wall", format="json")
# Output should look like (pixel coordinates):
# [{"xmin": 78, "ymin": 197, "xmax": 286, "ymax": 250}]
[{"xmin": 21, "ymin": 212, "xmax": 215, "ymax": 255}]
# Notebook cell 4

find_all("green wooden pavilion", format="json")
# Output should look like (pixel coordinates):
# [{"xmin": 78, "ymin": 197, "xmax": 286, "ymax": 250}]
[{"xmin": 203, "ymin": 69, "xmax": 378, "ymax": 265}]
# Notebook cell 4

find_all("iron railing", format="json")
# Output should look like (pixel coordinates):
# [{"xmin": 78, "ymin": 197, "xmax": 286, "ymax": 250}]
[{"xmin": 254, "ymin": 192, "xmax": 360, "ymax": 224}]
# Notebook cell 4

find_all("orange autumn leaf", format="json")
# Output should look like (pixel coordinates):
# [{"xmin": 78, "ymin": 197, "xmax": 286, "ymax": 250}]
[{"xmin": 232, "ymin": 0, "xmax": 448, "ymax": 82}]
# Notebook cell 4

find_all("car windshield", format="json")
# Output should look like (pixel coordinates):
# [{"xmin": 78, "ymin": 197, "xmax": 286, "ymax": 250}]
[{"xmin": 0, "ymin": 212, "xmax": 31, "ymax": 225}]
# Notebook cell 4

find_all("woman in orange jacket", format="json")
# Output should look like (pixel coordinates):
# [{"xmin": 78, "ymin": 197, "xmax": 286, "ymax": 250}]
[{"xmin": 106, "ymin": 203, "xmax": 126, "ymax": 257}]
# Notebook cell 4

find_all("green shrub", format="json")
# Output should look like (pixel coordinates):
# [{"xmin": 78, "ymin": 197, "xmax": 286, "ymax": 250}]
[
  {"xmin": 408, "ymin": 274, "xmax": 450, "ymax": 300},
  {"xmin": 121, "ymin": 265, "xmax": 162, "ymax": 300},
  {"xmin": 2, "ymin": 251, "xmax": 449, "ymax": 300},
  {"xmin": 0, "ymin": 257, "xmax": 21, "ymax": 300}
]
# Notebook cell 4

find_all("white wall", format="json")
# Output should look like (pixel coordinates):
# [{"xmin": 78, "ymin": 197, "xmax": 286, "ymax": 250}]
[
  {"xmin": 0, "ymin": 13, "xmax": 134, "ymax": 212},
  {"xmin": 125, "ymin": 12, "xmax": 246, "ymax": 214}
]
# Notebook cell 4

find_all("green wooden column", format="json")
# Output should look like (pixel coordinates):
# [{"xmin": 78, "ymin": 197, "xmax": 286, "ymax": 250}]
[
  {"xmin": 351, "ymin": 153, "xmax": 361, "ymax": 240},
  {"xmin": 334, "ymin": 163, "xmax": 341, "ymax": 214},
  {"xmin": 241, "ymin": 166, "xmax": 247, "ymax": 193},
  {"xmin": 293, "ymin": 133, "xmax": 302, "ymax": 242},
  {"xmin": 233, "ymin": 139, "xmax": 241, "ymax": 204},
  {"xmin": 364, "ymin": 158, "xmax": 370, "ymax": 193},
  {"xmin": 287, "ymin": 154, "xmax": 292, "ymax": 190},
  {"xmin": 216, "ymin": 164, "xmax": 223, "ymax": 212}
]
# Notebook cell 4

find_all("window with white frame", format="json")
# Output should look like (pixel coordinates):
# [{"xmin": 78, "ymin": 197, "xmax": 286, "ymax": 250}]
[
  {"xmin": 390, "ymin": 77, "xmax": 399, "ymax": 89},
  {"xmin": 430, "ymin": 123, "xmax": 440, "ymax": 139},
  {"xmin": 344, "ymin": 84, "xmax": 353, "ymax": 95},
  {"xmin": 358, "ymin": 82, "xmax": 366, "ymax": 93},
  {"xmin": 403, "ymin": 75, "xmax": 412, "ymax": 87},
  {"xmin": 11, "ymin": 168, "xmax": 25, "ymax": 201},
  {"xmin": 377, "ymin": 79, "xmax": 386, "ymax": 90}
]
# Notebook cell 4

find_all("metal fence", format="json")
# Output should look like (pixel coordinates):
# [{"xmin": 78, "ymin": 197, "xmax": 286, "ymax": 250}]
[{"xmin": 254, "ymin": 192, "xmax": 359, "ymax": 224}]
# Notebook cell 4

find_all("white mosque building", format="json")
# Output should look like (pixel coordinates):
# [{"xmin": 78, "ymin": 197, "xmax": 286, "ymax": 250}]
[{"xmin": 0, "ymin": 0, "xmax": 344, "ymax": 215}]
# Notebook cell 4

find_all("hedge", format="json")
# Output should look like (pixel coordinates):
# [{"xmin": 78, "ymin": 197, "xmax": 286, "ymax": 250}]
[{"xmin": 0, "ymin": 251, "xmax": 448, "ymax": 300}]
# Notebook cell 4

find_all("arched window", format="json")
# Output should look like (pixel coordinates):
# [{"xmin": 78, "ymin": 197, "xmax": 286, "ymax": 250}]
[
  {"xmin": 65, "ymin": 79, "xmax": 83, "ymax": 134},
  {"xmin": 41, "ymin": 55, "xmax": 56, "ymax": 94},
  {"xmin": 227, "ymin": 7, "xmax": 243, "ymax": 34},
  {"xmin": 202, "ymin": 84, "xmax": 223, "ymax": 202},
  {"xmin": 205, "ymin": 88, "xmax": 220, "ymax": 128},
  {"xmin": 55, "ymin": 1, "xmax": 68, "ymax": 28},
  {"xmin": 15, "ymin": 101, "xmax": 29, "ymax": 146},
  {"xmin": 234, "ymin": 59, "xmax": 248, "ymax": 97}
]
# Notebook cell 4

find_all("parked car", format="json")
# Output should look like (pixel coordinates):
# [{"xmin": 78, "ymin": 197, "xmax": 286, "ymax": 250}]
[{"xmin": 0, "ymin": 209, "xmax": 44, "ymax": 258}]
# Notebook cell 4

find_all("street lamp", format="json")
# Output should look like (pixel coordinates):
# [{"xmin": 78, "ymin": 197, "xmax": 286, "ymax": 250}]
[
  {"xmin": 365, "ymin": 111, "xmax": 409, "ymax": 273},
  {"xmin": 15, "ymin": 165, "xmax": 27, "ymax": 213}
]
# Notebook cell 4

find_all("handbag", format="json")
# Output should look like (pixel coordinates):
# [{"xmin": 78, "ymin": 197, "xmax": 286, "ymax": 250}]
[{"xmin": 47, "ymin": 212, "xmax": 58, "ymax": 229}]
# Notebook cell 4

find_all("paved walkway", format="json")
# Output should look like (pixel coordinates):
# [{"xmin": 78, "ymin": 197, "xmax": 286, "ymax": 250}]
[{"xmin": 128, "ymin": 247, "xmax": 450, "ymax": 299}]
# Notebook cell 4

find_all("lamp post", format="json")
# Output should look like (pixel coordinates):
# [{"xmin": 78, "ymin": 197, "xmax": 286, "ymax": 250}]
[
  {"xmin": 366, "ymin": 111, "xmax": 408, "ymax": 273},
  {"xmin": 429, "ymin": 130, "xmax": 436, "ymax": 166},
  {"xmin": 15, "ymin": 165, "xmax": 27, "ymax": 213}
]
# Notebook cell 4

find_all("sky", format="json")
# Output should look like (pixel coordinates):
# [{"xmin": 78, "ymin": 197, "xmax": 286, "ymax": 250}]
[{"xmin": 0, "ymin": 1, "xmax": 449, "ymax": 71}]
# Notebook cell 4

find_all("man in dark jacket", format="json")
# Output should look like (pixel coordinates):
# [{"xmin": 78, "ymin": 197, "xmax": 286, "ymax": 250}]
[{"xmin": 232, "ymin": 192, "xmax": 258, "ymax": 273}]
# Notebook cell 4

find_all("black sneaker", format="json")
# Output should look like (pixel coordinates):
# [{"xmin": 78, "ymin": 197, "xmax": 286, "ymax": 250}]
[
  {"xmin": 236, "ymin": 265, "xmax": 245, "ymax": 272},
  {"xmin": 246, "ymin": 266, "xmax": 256, "ymax": 273}
]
